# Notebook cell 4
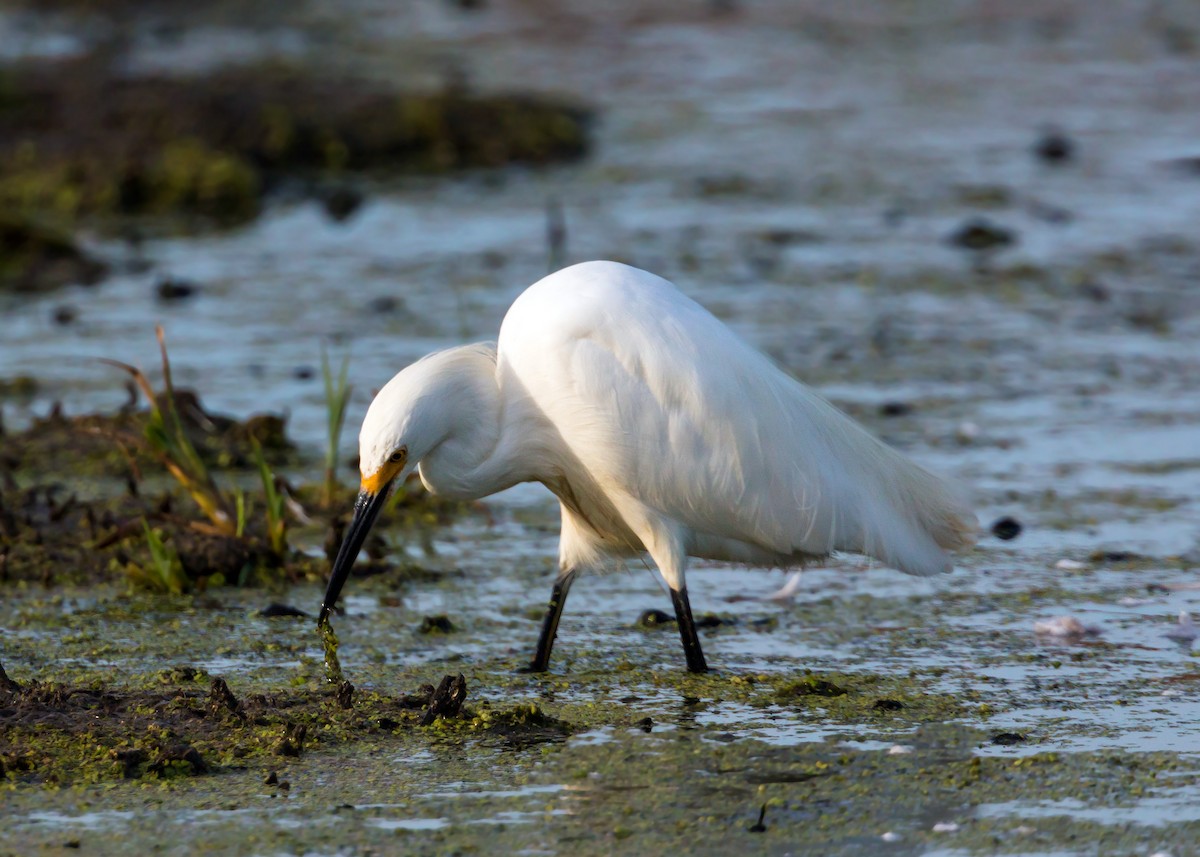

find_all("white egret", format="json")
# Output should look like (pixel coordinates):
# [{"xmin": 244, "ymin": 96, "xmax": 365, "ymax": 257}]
[{"xmin": 320, "ymin": 261, "xmax": 976, "ymax": 672}]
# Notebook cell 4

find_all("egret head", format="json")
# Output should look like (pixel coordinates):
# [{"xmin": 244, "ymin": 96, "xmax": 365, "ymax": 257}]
[
  {"xmin": 319, "ymin": 372, "xmax": 438, "ymax": 623},
  {"xmin": 319, "ymin": 346, "xmax": 493, "ymax": 623}
]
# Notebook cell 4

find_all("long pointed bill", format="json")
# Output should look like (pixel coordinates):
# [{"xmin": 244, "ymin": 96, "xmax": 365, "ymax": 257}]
[{"xmin": 319, "ymin": 485, "xmax": 392, "ymax": 622}]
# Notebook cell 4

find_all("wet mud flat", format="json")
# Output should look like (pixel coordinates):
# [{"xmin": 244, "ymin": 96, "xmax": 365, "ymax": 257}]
[
  {"xmin": 4, "ymin": 0, "xmax": 1200, "ymax": 855},
  {"xmin": 5, "ymin": 547, "xmax": 1200, "ymax": 855}
]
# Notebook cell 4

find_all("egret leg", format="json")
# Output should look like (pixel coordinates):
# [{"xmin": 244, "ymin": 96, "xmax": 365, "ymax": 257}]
[
  {"xmin": 525, "ymin": 570, "xmax": 577, "ymax": 672},
  {"xmin": 670, "ymin": 586, "xmax": 708, "ymax": 673}
]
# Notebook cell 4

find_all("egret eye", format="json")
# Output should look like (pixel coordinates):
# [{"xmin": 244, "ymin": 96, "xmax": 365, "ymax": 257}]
[{"xmin": 389, "ymin": 448, "xmax": 406, "ymax": 464}]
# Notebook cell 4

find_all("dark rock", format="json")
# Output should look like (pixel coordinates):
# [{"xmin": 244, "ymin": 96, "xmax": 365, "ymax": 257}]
[
  {"xmin": 51, "ymin": 304, "xmax": 77, "ymax": 325},
  {"xmin": 948, "ymin": 218, "xmax": 1017, "ymax": 252},
  {"xmin": 991, "ymin": 732, "xmax": 1027, "ymax": 745},
  {"xmin": 637, "ymin": 608, "xmax": 673, "ymax": 628},
  {"xmin": 1034, "ymin": 129, "xmax": 1074, "ymax": 164},
  {"xmin": 259, "ymin": 603, "xmax": 310, "ymax": 618},
  {"xmin": 1091, "ymin": 550, "xmax": 1140, "ymax": 563},
  {"xmin": 991, "ymin": 516, "xmax": 1022, "ymax": 540},
  {"xmin": 264, "ymin": 770, "xmax": 279, "ymax": 785},
  {"xmin": 155, "ymin": 277, "xmax": 198, "ymax": 301},
  {"xmin": 417, "ymin": 615, "xmax": 456, "ymax": 635},
  {"xmin": 321, "ymin": 185, "xmax": 364, "ymax": 222},
  {"xmin": 291, "ymin": 366, "xmax": 315, "ymax": 381},
  {"xmin": 873, "ymin": 698, "xmax": 905, "ymax": 711},
  {"xmin": 879, "ymin": 401, "xmax": 912, "ymax": 417},
  {"xmin": 367, "ymin": 296, "xmax": 403, "ymax": 315}
]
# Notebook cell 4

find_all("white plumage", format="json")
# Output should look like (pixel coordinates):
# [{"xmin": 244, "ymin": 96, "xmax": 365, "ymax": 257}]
[{"xmin": 329, "ymin": 261, "xmax": 977, "ymax": 672}]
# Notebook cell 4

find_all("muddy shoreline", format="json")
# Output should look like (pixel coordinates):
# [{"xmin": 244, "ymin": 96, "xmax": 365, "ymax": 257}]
[{"xmin": 4, "ymin": 1, "xmax": 1200, "ymax": 854}]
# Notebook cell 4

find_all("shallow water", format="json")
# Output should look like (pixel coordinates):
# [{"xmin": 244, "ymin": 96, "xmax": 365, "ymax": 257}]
[{"xmin": 4, "ymin": 1, "xmax": 1200, "ymax": 854}]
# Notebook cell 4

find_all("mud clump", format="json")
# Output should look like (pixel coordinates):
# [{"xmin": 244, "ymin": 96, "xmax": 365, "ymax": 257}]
[
  {"xmin": 0, "ymin": 386, "xmax": 300, "ymax": 587},
  {"xmin": 637, "ymin": 608, "xmax": 674, "ymax": 628},
  {"xmin": 0, "ymin": 212, "xmax": 107, "ymax": 293},
  {"xmin": 948, "ymin": 218, "xmax": 1017, "ymax": 252},
  {"xmin": 778, "ymin": 676, "xmax": 848, "ymax": 698},
  {"xmin": 416, "ymin": 614, "xmax": 456, "ymax": 635},
  {"xmin": 0, "ymin": 674, "xmax": 497, "ymax": 786},
  {"xmin": 1034, "ymin": 128, "xmax": 1075, "ymax": 164},
  {"xmin": 419, "ymin": 673, "xmax": 468, "ymax": 726},
  {"xmin": 0, "ymin": 59, "xmax": 593, "ymax": 229},
  {"xmin": 991, "ymin": 516, "xmax": 1023, "ymax": 540},
  {"xmin": 2, "ymin": 388, "xmax": 292, "ymax": 481}
]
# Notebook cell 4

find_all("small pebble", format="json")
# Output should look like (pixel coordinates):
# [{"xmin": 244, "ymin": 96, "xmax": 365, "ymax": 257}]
[
  {"xmin": 321, "ymin": 185, "xmax": 365, "ymax": 223},
  {"xmin": 990, "ymin": 732, "xmax": 1026, "ymax": 745},
  {"xmin": 955, "ymin": 421, "xmax": 980, "ymax": 443},
  {"xmin": 948, "ymin": 218, "xmax": 1016, "ymax": 251},
  {"xmin": 887, "ymin": 744, "xmax": 913, "ymax": 755},
  {"xmin": 881, "ymin": 831, "xmax": 901, "ymax": 842},
  {"xmin": 1054, "ymin": 559, "xmax": 1087, "ymax": 571},
  {"xmin": 52, "ymin": 305, "xmax": 78, "ymax": 325},
  {"xmin": 932, "ymin": 821, "xmax": 959, "ymax": 833},
  {"xmin": 991, "ymin": 516, "xmax": 1022, "ymax": 540},
  {"xmin": 259, "ymin": 603, "xmax": 309, "ymax": 618},
  {"xmin": 1034, "ymin": 615, "xmax": 1101, "ymax": 639},
  {"xmin": 417, "ymin": 615, "xmax": 456, "ymax": 634},
  {"xmin": 367, "ymin": 296, "xmax": 403, "ymax": 315},
  {"xmin": 1034, "ymin": 128, "xmax": 1074, "ymax": 164},
  {"xmin": 156, "ymin": 277, "xmax": 198, "ymax": 301},
  {"xmin": 879, "ymin": 401, "xmax": 912, "ymax": 418}
]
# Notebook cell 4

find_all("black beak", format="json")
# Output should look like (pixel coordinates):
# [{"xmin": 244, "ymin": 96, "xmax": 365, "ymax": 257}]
[{"xmin": 319, "ymin": 486, "xmax": 392, "ymax": 623}]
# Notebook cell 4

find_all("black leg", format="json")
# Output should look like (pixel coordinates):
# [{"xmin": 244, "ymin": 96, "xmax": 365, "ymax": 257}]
[
  {"xmin": 670, "ymin": 586, "xmax": 708, "ymax": 673},
  {"xmin": 524, "ymin": 571, "xmax": 576, "ymax": 673}
]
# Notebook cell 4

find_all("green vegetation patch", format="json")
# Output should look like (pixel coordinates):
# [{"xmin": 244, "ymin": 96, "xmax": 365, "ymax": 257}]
[{"xmin": 0, "ymin": 59, "xmax": 592, "ymax": 228}]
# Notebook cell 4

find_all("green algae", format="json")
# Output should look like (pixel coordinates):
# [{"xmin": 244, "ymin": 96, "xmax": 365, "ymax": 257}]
[
  {"xmin": 318, "ymin": 616, "xmax": 344, "ymax": 685},
  {"xmin": 0, "ymin": 60, "xmax": 592, "ymax": 231},
  {"xmin": 5, "ymin": 568, "xmax": 1200, "ymax": 855}
]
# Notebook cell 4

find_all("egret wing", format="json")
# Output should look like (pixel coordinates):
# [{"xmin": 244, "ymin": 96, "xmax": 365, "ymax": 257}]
[{"xmin": 500, "ymin": 262, "xmax": 975, "ymax": 575}]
